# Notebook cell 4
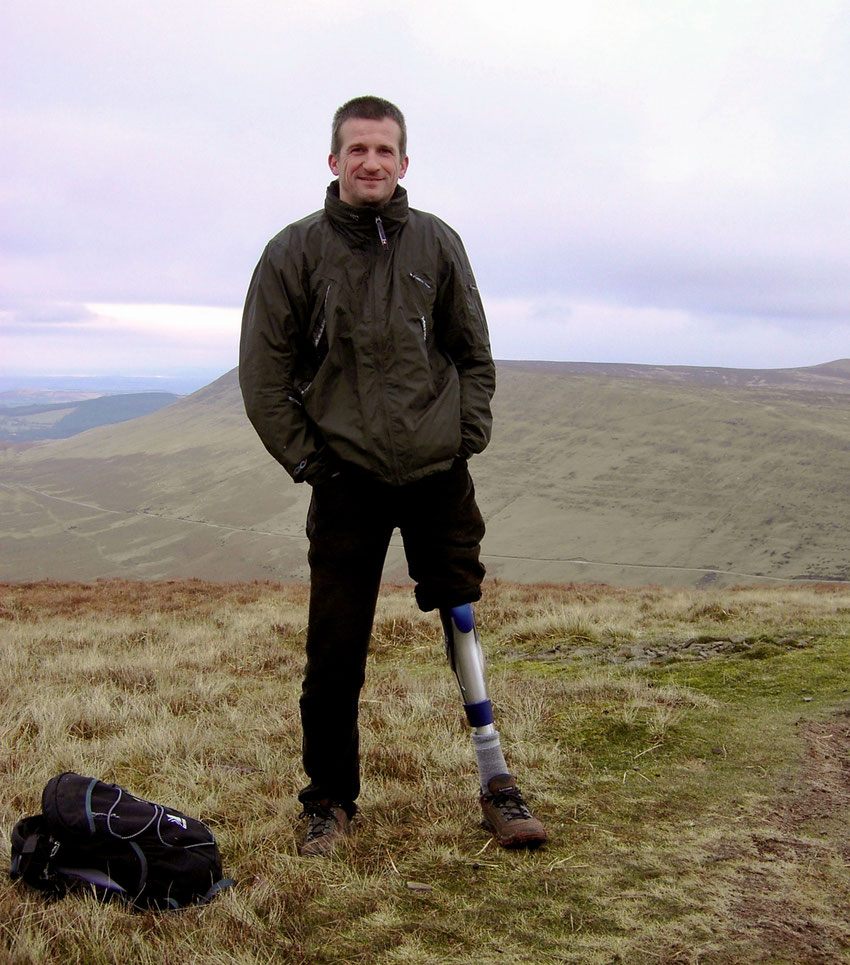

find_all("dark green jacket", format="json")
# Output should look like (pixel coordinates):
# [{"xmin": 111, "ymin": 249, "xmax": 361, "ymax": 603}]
[{"xmin": 239, "ymin": 183, "xmax": 495, "ymax": 486}]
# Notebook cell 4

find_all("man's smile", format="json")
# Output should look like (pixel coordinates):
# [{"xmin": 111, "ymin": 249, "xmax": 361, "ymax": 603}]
[{"xmin": 329, "ymin": 116, "xmax": 408, "ymax": 206}]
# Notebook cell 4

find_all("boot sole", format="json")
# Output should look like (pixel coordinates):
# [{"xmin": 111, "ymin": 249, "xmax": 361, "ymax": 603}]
[{"xmin": 481, "ymin": 818, "xmax": 547, "ymax": 849}]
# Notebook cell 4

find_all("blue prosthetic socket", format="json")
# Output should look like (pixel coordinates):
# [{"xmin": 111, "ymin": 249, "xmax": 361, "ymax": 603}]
[{"xmin": 441, "ymin": 604, "xmax": 495, "ymax": 735}]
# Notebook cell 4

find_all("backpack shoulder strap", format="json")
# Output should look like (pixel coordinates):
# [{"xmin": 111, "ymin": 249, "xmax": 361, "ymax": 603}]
[{"xmin": 197, "ymin": 876, "xmax": 236, "ymax": 906}]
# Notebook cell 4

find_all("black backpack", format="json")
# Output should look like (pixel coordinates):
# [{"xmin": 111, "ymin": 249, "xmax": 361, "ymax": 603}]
[{"xmin": 9, "ymin": 772, "xmax": 233, "ymax": 910}]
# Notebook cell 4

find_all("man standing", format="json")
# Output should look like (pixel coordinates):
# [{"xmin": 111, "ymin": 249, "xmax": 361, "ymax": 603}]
[{"xmin": 240, "ymin": 96, "xmax": 546, "ymax": 855}]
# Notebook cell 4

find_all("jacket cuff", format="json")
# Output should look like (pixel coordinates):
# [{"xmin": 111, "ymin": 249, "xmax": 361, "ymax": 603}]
[{"xmin": 294, "ymin": 446, "xmax": 343, "ymax": 486}]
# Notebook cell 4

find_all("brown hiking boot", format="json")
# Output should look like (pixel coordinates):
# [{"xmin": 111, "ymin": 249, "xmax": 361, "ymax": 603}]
[
  {"xmin": 480, "ymin": 775, "xmax": 547, "ymax": 849},
  {"xmin": 298, "ymin": 803, "xmax": 350, "ymax": 856}
]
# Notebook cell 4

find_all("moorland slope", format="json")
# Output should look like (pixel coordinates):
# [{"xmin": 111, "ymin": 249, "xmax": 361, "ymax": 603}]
[{"xmin": 1, "ymin": 360, "xmax": 848, "ymax": 586}]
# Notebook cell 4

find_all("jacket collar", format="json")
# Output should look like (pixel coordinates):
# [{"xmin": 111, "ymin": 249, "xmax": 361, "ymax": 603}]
[{"xmin": 324, "ymin": 181, "xmax": 409, "ymax": 244}]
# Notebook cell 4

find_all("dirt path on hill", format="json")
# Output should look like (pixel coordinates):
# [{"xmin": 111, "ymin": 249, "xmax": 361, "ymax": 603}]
[{"xmin": 721, "ymin": 711, "xmax": 850, "ymax": 962}]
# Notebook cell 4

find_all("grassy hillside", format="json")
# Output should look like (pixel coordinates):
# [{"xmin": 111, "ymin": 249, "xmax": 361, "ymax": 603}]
[
  {"xmin": 1, "ymin": 361, "xmax": 848, "ymax": 586},
  {"xmin": 478, "ymin": 363, "xmax": 850, "ymax": 586},
  {"xmin": 0, "ymin": 392, "xmax": 180, "ymax": 441},
  {"xmin": 2, "ymin": 579, "xmax": 849, "ymax": 963}
]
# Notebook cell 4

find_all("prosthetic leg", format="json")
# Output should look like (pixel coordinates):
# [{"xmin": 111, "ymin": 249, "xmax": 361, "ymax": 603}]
[
  {"xmin": 440, "ymin": 603, "xmax": 508, "ymax": 790},
  {"xmin": 441, "ymin": 604, "xmax": 493, "ymax": 728},
  {"xmin": 441, "ymin": 603, "xmax": 547, "ymax": 848}
]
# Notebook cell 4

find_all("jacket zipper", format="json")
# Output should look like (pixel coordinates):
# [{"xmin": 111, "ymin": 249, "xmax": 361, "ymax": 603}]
[
  {"xmin": 312, "ymin": 284, "xmax": 330, "ymax": 350},
  {"xmin": 368, "ymin": 220, "xmax": 400, "ymax": 479},
  {"xmin": 375, "ymin": 216, "xmax": 387, "ymax": 248},
  {"xmin": 409, "ymin": 274, "xmax": 430, "ymax": 341}
]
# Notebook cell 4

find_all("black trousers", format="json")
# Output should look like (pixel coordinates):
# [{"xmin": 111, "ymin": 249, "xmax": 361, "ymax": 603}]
[{"xmin": 297, "ymin": 458, "xmax": 486, "ymax": 813}]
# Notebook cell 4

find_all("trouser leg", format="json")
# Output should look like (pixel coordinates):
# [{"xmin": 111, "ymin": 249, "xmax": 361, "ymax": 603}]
[
  {"xmin": 399, "ymin": 458, "xmax": 485, "ymax": 613},
  {"xmin": 298, "ymin": 476, "xmax": 392, "ymax": 814}
]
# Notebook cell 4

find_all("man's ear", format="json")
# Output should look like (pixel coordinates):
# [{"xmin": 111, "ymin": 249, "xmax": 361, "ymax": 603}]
[
  {"xmin": 399, "ymin": 156, "xmax": 409, "ymax": 179},
  {"xmin": 328, "ymin": 153, "xmax": 339, "ymax": 176}
]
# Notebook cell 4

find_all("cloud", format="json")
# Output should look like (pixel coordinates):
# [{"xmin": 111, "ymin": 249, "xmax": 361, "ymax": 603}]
[
  {"xmin": 2, "ymin": 0, "xmax": 849, "ymax": 375},
  {"xmin": 485, "ymin": 295, "xmax": 846, "ymax": 369},
  {"xmin": 0, "ymin": 301, "xmax": 96, "ymax": 333},
  {"xmin": 1, "ymin": 302, "xmax": 240, "ymax": 378}
]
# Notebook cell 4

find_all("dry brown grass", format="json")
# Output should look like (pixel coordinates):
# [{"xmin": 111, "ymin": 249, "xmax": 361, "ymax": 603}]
[{"xmin": 1, "ymin": 579, "xmax": 849, "ymax": 963}]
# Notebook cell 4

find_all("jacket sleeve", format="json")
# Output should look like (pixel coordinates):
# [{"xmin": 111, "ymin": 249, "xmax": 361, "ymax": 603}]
[
  {"xmin": 239, "ymin": 237, "xmax": 338, "ymax": 485},
  {"xmin": 437, "ymin": 235, "xmax": 496, "ymax": 458}
]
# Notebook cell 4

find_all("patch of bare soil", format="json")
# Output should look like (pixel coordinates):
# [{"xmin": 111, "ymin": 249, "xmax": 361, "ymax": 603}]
[{"xmin": 725, "ymin": 710, "xmax": 850, "ymax": 963}]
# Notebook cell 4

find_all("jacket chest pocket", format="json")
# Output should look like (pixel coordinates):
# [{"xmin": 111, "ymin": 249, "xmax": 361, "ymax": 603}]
[
  {"xmin": 306, "ymin": 261, "xmax": 349, "ymax": 361},
  {"xmin": 396, "ymin": 270, "xmax": 442, "ymax": 402},
  {"xmin": 306, "ymin": 283, "xmax": 331, "ymax": 365},
  {"xmin": 401, "ymin": 269, "xmax": 437, "ymax": 341}
]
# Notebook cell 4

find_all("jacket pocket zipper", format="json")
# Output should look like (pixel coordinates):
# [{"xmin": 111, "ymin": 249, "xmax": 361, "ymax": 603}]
[
  {"xmin": 311, "ymin": 284, "xmax": 330, "ymax": 349},
  {"xmin": 409, "ymin": 272, "xmax": 432, "ymax": 290}
]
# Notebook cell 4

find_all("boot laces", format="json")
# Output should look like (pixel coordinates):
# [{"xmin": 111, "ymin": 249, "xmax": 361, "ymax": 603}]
[
  {"xmin": 489, "ymin": 786, "xmax": 533, "ymax": 822},
  {"xmin": 300, "ymin": 803, "xmax": 340, "ymax": 841}
]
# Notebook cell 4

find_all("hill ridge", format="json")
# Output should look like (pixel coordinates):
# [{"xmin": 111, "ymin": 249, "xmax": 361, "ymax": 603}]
[{"xmin": 496, "ymin": 357, "xmax": 850, "ymax": 391}]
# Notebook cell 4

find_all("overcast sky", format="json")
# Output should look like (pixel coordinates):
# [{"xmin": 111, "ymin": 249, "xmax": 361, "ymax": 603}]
[{"xmin": 2, "ymin": 0, "xmax": 848, "ymax": 386}]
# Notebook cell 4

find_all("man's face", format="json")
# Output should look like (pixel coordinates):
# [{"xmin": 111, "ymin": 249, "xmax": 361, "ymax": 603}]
[{"xmin": 329, "ymin": 117, "xmax": 409, "ymax": 207}]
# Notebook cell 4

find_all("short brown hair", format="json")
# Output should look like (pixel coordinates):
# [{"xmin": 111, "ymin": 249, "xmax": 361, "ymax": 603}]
[{"xmin": 331, "ymin": 96, "xmax": 407, "ymax": 157}]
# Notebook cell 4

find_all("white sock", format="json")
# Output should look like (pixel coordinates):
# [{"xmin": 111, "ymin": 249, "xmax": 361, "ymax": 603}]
[{"xmin": 472, "ymin": 730, "xmax": 509, "ymax": 794}]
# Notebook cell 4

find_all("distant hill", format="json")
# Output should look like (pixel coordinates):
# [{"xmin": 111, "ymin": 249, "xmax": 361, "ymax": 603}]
[
  {"xmin": 498, "ymin": 357, "xmax": 850, "ymax": 392},
  {"xmin": 0, "ymin": 392, "xmax": 180, "ymax": 441},
  {"xmin": 0, "ymin": 374, "xmax": 207, "ymax": 403},
  {"xmin": 1, "ymin": 359, "xmax": 848, "ymax": 587}
]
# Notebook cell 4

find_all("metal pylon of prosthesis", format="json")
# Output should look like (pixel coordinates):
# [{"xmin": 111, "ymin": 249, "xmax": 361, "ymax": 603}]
[{"xmin": 441, "ymin": 604, "xmax": 495, "ymax": 736}]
